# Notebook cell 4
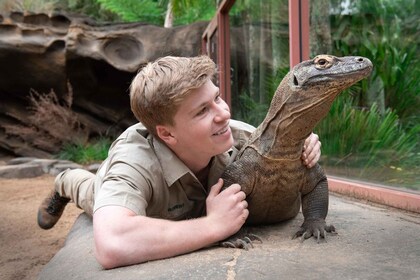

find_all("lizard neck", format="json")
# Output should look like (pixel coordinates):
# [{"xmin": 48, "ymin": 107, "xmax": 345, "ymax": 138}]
[
  {"xmin": 248, "ymin": 73, "xmax": 330, "ymax": 159},
  {"xmin": 244, "ymin": 55, "xmax": 372, "ymax": 160}
]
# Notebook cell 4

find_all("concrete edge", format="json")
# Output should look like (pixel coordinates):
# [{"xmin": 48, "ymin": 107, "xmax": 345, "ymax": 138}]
[{"xmin": 328, "ymin": 176, "xmax": 420, "ymax": 214}]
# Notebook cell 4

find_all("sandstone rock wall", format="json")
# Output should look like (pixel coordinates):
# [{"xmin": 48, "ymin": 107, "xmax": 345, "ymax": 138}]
[{"xmin": 0, "ymin": 12, "xmax": 207, "ymax": 157}]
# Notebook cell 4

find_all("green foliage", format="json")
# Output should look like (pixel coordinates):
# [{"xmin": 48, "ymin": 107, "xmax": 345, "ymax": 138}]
[
  {"xmin": 233, "ymin": 67, "xmax": 288, "ymax": 127},
  {"xmin": 316, "ymin": 94, "xmax": 419, "ymax": 165},
  {"xmin": 316, "ymin": 94, "xmax": 420, "ymax": 189},
  {"xmin": 4, "ymin": 0, "xmax": 216, "ymax": 25},
  {"xmin": 330, "ymin": 0, "xmax": 419, "ymax": 126},
  {"xmin": 57, "ymin": 138, "xmax": 112, "ymax": 164},
  {"xmin": 59, "ymin": 0, "xmax": 120, "ymax": 22},
  {"xmin": 91, "ymin": 0, "xmax": 216, "ymax": 25},
  {"xmin": 2, "ymin": 0, "xmax": 59, "ymax": 13},
  {"xmin": 235, "ymin": 94, "xmax": 270, "ymax": 127},
  {"xmin": 171, "ymin": 0, "xmax": 215, "ymax": 25},
  {"xmin": 311, "ymin": 0, "xmax": 420, "ymax": 188},
  {"xmin": 94, "ymin": 0, "xmax": 165, "ymax": 24},
  {"xmin": 229, "ymin": 0, "xmax": 288, "ymax": 21}
]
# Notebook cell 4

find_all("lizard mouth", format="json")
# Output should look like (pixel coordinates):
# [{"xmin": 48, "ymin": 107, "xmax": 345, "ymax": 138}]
[{"xmin": 307, "ymin": 66, "xmax": 373, "ymax": 84}]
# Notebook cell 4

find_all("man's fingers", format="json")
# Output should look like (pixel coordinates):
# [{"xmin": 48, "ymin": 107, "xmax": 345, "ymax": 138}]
[
  {"xmin": 240, "ymin": 191, "xmax": 247, "ymax": 201},
  {"xmin": 304, "ymin": 133, "xmax": 318, "ymax": 152},
  {"xmin": 208, "ymin": 178, "xmax": 224, "ymax": 197},
  {"xmin": 242, "ymin": 200, "xmax": 248, "ymax": 209},
  {"xmin": 221, "ymin": 183, "xmax": 241, "ymax": 195},
  {"xmin": 306, "ymin": 141, "xmax": 321, "ymax": 165},
  {"xmin": 302, "ymin": 133, "xmax": 321, "ymax": 167}
]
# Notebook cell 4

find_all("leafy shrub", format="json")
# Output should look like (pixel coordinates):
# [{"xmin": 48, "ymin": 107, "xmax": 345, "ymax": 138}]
[
  {"xmin": 317, "ymin": 94, "xmax": 419, "ymax": 165},
  {"xmin": 316, "ymin": 93, "xmax": 420, "ymax": 189},
  {"xmin": 57, "ymin": 137, "xmax": 112, "ymax": 164},
  {"xmin": 3, "ymin": 83, "xmax": 88, "ymax": 154}
]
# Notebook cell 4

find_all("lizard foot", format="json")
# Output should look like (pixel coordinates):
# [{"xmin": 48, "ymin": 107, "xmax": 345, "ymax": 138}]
[
  {"xmin": 292, "ymin": 218, "xmax": 336, "ymax": 243},
  {"xmin": 220, "ymin": 228, "xmax": 262, "ymax": 250}
]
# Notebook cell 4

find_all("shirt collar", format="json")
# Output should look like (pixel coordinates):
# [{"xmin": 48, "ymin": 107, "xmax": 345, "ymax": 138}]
[
  {"xmin": 149, "ymin": 135, "xmax": 191, "ymax": 186},
  {"xmin": 149, "ymin": 134, "xmax": 233, "ymax": 188}
]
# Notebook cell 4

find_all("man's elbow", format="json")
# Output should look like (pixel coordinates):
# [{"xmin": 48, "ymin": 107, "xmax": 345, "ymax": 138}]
[
  {"xmin": 94, "ymin": 234, "xmax": 149, "ymax": 269},
  {"xmin": 94, "ymin": 240, "xmax": 122, "ymax": 269}
]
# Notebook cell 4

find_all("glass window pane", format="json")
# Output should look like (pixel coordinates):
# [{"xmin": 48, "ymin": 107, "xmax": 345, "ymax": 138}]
[
  {"xmin": 310, "ymin": 0, "xmax": 419, "ymax": 191},
  {"xmin": 209, "ymin": 30, "xmax": 219, "ymax": 87},
  {"xmin": 229, "ymin": 0, "xmax": 289, "ymax": 127}
]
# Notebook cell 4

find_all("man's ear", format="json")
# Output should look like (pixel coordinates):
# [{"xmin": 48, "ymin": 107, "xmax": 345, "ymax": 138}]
[{"xmin": 156, "ymin": 125, "xmax": 177, "ymax": 146}]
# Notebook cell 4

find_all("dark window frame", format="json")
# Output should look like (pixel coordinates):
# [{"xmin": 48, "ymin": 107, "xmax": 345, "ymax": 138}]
[{"xmin": 202, "ymin": 0, "xmax": 310, "ymax": 107}]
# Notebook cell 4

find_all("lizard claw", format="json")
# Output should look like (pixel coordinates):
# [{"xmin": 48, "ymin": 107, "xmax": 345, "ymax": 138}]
[
  {"xmin": 222, "ymin": 238, "xmax": 252, "ymax": 250},
  {"xmin": 220, "ymin": 229, "xmax": 262, "ymax": 250},
  {"xmin": 315, "ymin": 229, "xmax": 321, "ymax": 243},
  {"xmin": 292, "ymin": 218, "xmax": 336, "ymax": 243}
]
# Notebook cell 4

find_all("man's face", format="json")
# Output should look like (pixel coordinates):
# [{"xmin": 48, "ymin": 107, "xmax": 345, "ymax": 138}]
[{"xmin": 169, "ymin": 79, "xmax": 233, "ymax": 159}]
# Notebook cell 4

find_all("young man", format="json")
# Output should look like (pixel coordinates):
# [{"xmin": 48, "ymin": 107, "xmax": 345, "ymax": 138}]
[{"xmin": 37, "ymin": 56, "xmax": 321, "ymax": 269}]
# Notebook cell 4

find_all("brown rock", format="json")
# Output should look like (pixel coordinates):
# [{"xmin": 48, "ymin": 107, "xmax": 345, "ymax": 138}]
[{"xmin": 0, "ymin": 12, "xmax": 207, "ymax": 157}]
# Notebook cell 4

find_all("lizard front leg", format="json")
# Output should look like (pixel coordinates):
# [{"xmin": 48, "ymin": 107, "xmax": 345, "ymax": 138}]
[
  {"xmin": 219, "ymin": 157, "xmax": 261, "ymax": 249},
  {"xmin": 293, "ymin": 177, "xmax": 336, "ymax": 242}
]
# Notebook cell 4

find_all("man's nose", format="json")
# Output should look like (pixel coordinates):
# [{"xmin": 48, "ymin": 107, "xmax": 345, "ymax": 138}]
[{"xmin": 214, "ymin": 101, "xmax": 231, "ymax": 122}]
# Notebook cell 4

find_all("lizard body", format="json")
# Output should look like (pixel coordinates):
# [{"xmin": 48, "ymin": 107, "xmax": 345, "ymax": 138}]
[{"xmin": 221, "ymin": 55, "xmax": 372, "ymax": 242}]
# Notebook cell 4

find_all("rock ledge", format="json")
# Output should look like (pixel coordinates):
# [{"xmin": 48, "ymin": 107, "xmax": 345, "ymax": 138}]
[{"xmin": 0, "ymin": 157, "xmax": 100, "ymax": 178}]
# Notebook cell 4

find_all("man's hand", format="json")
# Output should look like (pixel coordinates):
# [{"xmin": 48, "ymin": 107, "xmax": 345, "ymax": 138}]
[
  {"xmin": 301, "ymin": 132, "xmax": 321, "ymax": 168},
  {"xmin": 205, "ymin": 179, "xmax": 248, "ymax": 239}
]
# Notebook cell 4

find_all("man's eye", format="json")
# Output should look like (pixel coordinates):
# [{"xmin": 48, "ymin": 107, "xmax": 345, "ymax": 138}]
[
  {"xmin": 196, "ymin": 107, "xmax": 208, "ymax": 116},
  {"xmin": 215, "ymin": 94, "xmax": 221, "ymax": 102}
]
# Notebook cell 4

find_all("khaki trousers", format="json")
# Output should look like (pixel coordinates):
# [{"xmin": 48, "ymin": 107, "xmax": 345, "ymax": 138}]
[{"xmin": 55, "ymin": 168, "xmax": 95, "ymax": 216}]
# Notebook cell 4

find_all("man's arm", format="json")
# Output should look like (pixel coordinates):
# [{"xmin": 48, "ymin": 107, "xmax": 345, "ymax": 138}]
[{"xmin": 93, "ymin": 179, "xmax": 248, "ymax": 269}]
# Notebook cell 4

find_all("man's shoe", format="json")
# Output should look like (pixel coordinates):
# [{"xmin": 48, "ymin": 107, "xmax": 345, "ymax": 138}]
[{"xmin": 37, "ymin": 191, "xmax": 70, "ymax": 230}]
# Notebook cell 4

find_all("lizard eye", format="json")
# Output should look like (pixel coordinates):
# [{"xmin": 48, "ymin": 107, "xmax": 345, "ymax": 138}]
[
  {"xmin": 318, "ymin": 59, "xmax": 327, "ymax": 66},
  {"xmin": 314, "ymin": 56, "xmax": 333, "ymax": 69}
]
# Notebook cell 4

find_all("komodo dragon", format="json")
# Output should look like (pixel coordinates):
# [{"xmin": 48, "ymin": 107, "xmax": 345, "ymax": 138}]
[{"xmin": 221, "ymin": 55, "xmax": 373, "ymax": 247}]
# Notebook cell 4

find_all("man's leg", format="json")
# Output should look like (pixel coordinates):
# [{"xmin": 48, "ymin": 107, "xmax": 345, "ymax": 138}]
[{"xmin": 37, "ymin": 168, "xmax": 95, "ymax": 229}]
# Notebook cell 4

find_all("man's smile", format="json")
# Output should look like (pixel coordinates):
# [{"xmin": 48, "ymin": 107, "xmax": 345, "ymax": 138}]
[{"xmin": 213, "ymin": 124, "xmax": 230, "ymax": 136}]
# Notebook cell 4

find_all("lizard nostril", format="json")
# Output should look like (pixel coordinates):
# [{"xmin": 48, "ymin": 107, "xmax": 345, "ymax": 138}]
[
  {"xmin": 357, "ymin": 57, "xmax": 364, "ymax": 62},
  {"xmin": 293, "ymin": 75, "xmax": 299, "ymax": 86}
]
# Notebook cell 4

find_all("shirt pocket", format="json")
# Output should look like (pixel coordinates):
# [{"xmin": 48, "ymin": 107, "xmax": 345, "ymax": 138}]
[{"xmin": 162, "ymin": 184, "xmax": 195, "ymax": 220}]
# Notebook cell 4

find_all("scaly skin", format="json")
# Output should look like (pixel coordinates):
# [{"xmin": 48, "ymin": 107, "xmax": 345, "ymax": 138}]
[{"xmin": 221, "ymin": 55, "xmax": 373, "ymax": 247}]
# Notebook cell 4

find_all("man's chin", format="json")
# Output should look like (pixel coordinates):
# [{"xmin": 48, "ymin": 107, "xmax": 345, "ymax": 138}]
[{"xmin": 218, "ymin": 135, "xmax": 234, "ymax": 153}]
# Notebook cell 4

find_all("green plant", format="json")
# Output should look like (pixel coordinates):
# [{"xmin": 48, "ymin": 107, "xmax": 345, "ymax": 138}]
[
  {"xmin": 1, "ymin": 0, "xmax": 59, "ymax": 13},
  {"xmin": 92, "ymin": 0, "xmax": 216, "ymax": 25},
  {"xmin": 329, "ymin": 0, "xmax": 419, "ymax": 126},
  {"xmin": 311, "ymin": 0, "xmax": 420, "ymax": 189},
  {"xmin": 317, "ymin": 94, "xmax": 419, "ymax": 161},
  {"xmin": 170, "ymin": 0, "xmax": 216, "ymax": 25},
  {"xmin": 57, "ymin": 138, "xmax": 112, "ymax": 164},
  {"xmin": 233, "ymin": 66, "xmax": 288, "ymax": 127},
  {"xmin": 316, "ymin": 93, "xmax": 420, "ymax": 189},
  {"xmin": 60, "ymin": 0, "xmax": 120, "ymax": 22},
  {"xmin": 94, "ymin": 0, "xmax": 165, "ymax": 24},
  {"xmin": 3, "ymin": 84, "xmax": 88, "ymax": 154}
]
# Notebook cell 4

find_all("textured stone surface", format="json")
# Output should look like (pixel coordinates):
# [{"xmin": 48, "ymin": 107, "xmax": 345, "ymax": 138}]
[
  {"xmin": 39, "ymin": 195, "xmax": 420, "ymax": 279},
  {"xmin": 0, "ymin": 157, "xmax": 97, "ymax": 178},
  {"xmin": 0, "ymin": 12, "xmax": 207, "ymax": 157},
  {"xmin": 0, "ymin": 163, "xmax": 44, "ymax": 178}
]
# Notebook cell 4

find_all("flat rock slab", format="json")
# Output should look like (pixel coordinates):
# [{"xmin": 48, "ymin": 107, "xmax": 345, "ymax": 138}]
[
  {"xmin": 0, "ymin": 164, "xmax": 45, "ymax": 178},
  {"xmin": 0, "ymin": 157, "xmax": 100, "ymax": 178},
  {"xmin": 39, "ymin": 194, "xmax": 420, "ymax": 279}
]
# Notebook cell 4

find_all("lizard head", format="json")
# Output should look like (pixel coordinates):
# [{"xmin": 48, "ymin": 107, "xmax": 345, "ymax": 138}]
[
  {"xmin": 265, "ymin": 55, "xmax": 372, "ymax": 144},
  {"xmin": 291, "ymin": 55, "xmax": 372, "ymax": 92}
]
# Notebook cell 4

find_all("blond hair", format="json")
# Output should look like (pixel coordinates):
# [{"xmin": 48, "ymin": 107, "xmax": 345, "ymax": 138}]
[{"xmin": 130, "ymin": 56, "xmax": 216, "ymax": 136}]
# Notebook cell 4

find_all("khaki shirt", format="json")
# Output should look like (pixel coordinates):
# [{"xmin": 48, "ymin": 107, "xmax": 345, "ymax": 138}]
[{"xmin": 93, "ymin": 119, "xmax": 255, "ymax": 220}]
